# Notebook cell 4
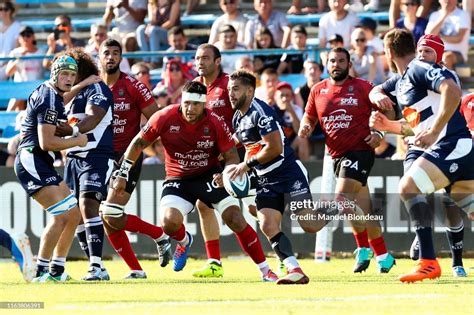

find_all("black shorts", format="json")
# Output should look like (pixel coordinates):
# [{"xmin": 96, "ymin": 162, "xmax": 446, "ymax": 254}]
[
  {"xmin": 333, "ymin": 150, "xmax": 375, "ymax": 186},
  {"xmin": 160, "ymin": 167, "xmax": 239, "ymax": 216},
  {"xmin": 113, "ymin": 152, "xmax": 143, "ymax": 194}
]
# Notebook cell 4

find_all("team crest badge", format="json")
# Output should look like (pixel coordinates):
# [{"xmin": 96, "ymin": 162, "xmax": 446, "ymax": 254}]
[
  {"xmin": 348, "ymin": 85, "xmax": 354, "ymax": 93},
  {"xmin": 449, "ymin": 163, "xmax": 458, "ymax": 173},
  {"xmin": 203, "ymin": 126, "xmax": 209, "ymax": 136},
  {"xmin": 118, "ymin": 89, "xmax": 124, "ymax": 97}
]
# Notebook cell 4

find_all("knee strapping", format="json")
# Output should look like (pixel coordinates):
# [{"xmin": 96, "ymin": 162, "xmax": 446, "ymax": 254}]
[
  {"xmin": 45, "ymin": 194, "xmax": 77, "ymax": 216},
  {"xmin": 99, "ymin": 202, "xmax": 125, "ymax": 218},
  {"xmin": 406, "ymin": 165, "xmax": 436, "ymax": 194}
]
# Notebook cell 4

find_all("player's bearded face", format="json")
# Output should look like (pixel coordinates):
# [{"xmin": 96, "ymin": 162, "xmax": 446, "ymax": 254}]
[{"xmin": 329, "ymin": 64, "xmax": 349, "ymax": 82}]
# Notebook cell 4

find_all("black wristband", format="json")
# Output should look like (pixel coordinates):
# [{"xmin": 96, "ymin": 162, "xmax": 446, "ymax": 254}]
[{"xmin": 246, "ymin": 156, "xmax": 260, "ymax": 168}]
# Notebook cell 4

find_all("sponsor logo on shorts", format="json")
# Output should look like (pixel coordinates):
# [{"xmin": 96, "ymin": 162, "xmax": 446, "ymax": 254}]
[
  {"xmin": 45, "ymin": 176, "xmax": 57, "ymax": 183},
  {"xmin": 163, "ymin": 181, "xmax": 180, "ymax": 189}
]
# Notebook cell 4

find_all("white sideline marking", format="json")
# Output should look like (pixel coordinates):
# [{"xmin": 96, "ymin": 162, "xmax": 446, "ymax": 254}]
[{"xmin": 54, "ymin": 294, "xmax": 445, "ymax": 310}]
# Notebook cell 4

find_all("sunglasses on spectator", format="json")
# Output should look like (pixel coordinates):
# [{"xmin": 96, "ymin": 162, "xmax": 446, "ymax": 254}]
[
  {"xmin": 133, "ymin": 70, "xmax": 149, "ymax": 76},
  {"xmin": 222, "ymin": 0, "xmax": 235, "ymax": 5},
  {"xmin": 0, "ymin": 7, "xmax": 9, "ymax": 11},
  {"xmin": 170, "ymin": 65, "xmax": 181, "ymax": 72},
  {"xmin": 21, "ymin": 32, "xmax": 34, "ymax": 38},
  {"xmin": 95, "ymin": 33, "xmax": 107, "ymax": 37},
  {"xmin": 355, "ymin": 38, "xmax": 366, "ymax": 43},
  {"xmin": 402, "ymin": 2, "xmax": 418, "ymax": 6}
]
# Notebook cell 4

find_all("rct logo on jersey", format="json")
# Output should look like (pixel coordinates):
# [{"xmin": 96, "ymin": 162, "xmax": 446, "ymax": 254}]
[
  {"xmin": 44, "ymin": 109, "xmax": 58, "ymax": 124},
  {"xmin": 340, "ymin": 97, "xmax": 358, "ymax": 106}
]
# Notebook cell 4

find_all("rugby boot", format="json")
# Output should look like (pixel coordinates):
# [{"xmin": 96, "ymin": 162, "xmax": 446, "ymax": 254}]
[
  {"xmin": 276, "ymin": 267, "xmax": 309, "ymax": 285},
  {"xmin": 353, "ymin": 247, "xmax": 373, "ymax": 273},
  {"xmin": 398, "ymin": 259, "xmax": 441, "ymax": 283},
  {"xmin": 173, "ymin": 232, "xmax": 193, "ymax": 272},
  {"xmin": 156, "ymin": 237, "xmax": 172, "ymax": 268},
  {"xmin": 192, "ymin": 261, "xmax": 223, "ymax": 278},
  {"xmin": 376, "ymin": 253, "xmax": 396, "ymax": 273}
]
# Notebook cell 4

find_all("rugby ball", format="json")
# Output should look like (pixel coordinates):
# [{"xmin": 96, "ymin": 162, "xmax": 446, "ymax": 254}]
[{"xmin": 222, "ymin": 165, "xmax": 250, "ymax": 198}]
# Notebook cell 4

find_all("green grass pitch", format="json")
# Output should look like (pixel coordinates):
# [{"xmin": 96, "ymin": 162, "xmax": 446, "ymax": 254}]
[{"xmin": 0, "ymin": 258, "xmax": 472, "ymax": 314}]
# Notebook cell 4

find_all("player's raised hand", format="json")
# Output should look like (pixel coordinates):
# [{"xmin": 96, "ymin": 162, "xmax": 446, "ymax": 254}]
[
  {"xmin": 369, "ymin": 111, "xmax": 390, "ymax": 131},
  {"xmin": 298, "ymin": 123, "xmax": 312, "ymax": 138}
]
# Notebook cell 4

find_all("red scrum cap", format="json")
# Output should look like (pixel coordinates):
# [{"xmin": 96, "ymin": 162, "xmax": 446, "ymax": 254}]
[{"xmin": 417, "ymin": 34, "xmax": 445, "ymax": 64}]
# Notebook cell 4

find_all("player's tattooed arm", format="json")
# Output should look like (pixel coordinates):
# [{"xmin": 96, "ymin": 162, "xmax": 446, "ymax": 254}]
[
  {"xmin": 123, "ymin": 134, "xmax": 152, "ymax": 163},
  {"xmin": 400, "ymin": 121, "xmax": 414, "ymax": 137}
]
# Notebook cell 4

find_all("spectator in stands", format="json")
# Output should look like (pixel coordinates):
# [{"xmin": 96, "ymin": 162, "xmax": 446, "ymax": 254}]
[
  {"xmin": 426, "ymin": 0, "xmax": 471, "ymax": 70},
  {"xmin": 0, "ymin": 0, "xmax": 21, "ymax": 81},
  {"xmin": 356, "ymin": 18, "xmax": 385, "ymax": 84},
  {"xmin": 349, "ymin": 28, "xmax": 377, "ymax": 83},
  {"xmin": 395, "ymin": 0, "xmax": 428, "ymax": 44},
  {"xmin": 274, "ymin": 82, "xmax": 309, "ymax": 161},
  {"xmin": 295, "ymin": 59, "xmax": 322, "ymax": 107},
  {"xmin": 320, "ymin": 33, "xmax": 344, "ymax": 67},
  {"xmin": 288, "ymin": 0, "xmax": 326, "ymax": 14},
  {"xmin": 136, "ymin": 0, "xmax": 181, "ymax": 66},
  {"xmin": 209, "ymin": 0, "xmax": 248, "ymax": 44},
  {"xmin": 131, "ymin": 62, "xmax": 153, "ymax": 90},
  {"xmin": 255, "ymin": 67, "xmax": 279, "ymax": 106},
  {"xmin": 163, "ymin": 26, "xmax": 197, "ymax": 68},
  {"xmin": 295, "ymin": 60, "xmax": 325, "ymax": 159},
  {"xmin": 253, "ymin": 27, "xmax": 281, "ymax": 74},
  {"xmin": 153, "ymin": 58, "xmax": 194, "ymax": 105},
  {"xmin": 319, "ymin": 0, "xmax": 359, "ymax": 49},
  {"xmin": 235, "ymin": 56, "xmax": 254, "ymax": 72},
  {"xmin": 278, "ymin": 25, "xmax": 308, "ymax": 74},
  {"xmin": 235, "ymin": 56, "xmax": 260, "ymax": 87},
  {"xmin": 245, "ymin": 0, "xmax": 291, "ymax": 49},
  {"xmin": 185, "ymin": 0, "xmax": 200, "ymax": 15},
  {"xmin": 43, "ymin": 15, "xmax": 86, "ymax": 69},
  {"xmin": 5, "ymin": 26, "xmax": 44, "ymax": 111},
  {"xmin": 389, "ymin": 0, "xmax": 434, "ymax": 28},
  {"xmin": 103, "ymin": 0, "xmax": 147, "ymax": 59},
  {"xmin": 214, "ymin": 24, "xmax": 247, "ymax": 74},
  {"xmin": 86, "ymin": 24, "xmax": 131, "ymax": 73},
  {"xmin": 143, "ymin": 138, "xmax": 165, "ymax": 164}
]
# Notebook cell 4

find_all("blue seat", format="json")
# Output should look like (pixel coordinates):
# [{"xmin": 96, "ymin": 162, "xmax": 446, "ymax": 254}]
[
  {"xmin": 0, "ymin": 80, "xmax": 43, "ymax": 102},
  {"xmin": 279, "ymin": 74, "xmax": 307, "ymax": 90},
  {"xmin": 0, "ymin": 111, "xmax": 19, "ymax": 143}
]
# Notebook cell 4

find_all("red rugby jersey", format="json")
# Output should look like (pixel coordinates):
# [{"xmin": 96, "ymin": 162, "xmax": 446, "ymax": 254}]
[
  {"xmin": 109, "ymin": 73, "xmax": 155, "ymax": 153},
  {"xmin": 305, "ymin": 77, "xmax": 377, "ymax": 158},
  {"xmin": 140, "ymin": 104, "xmax": 234, "ymax": 178}
]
